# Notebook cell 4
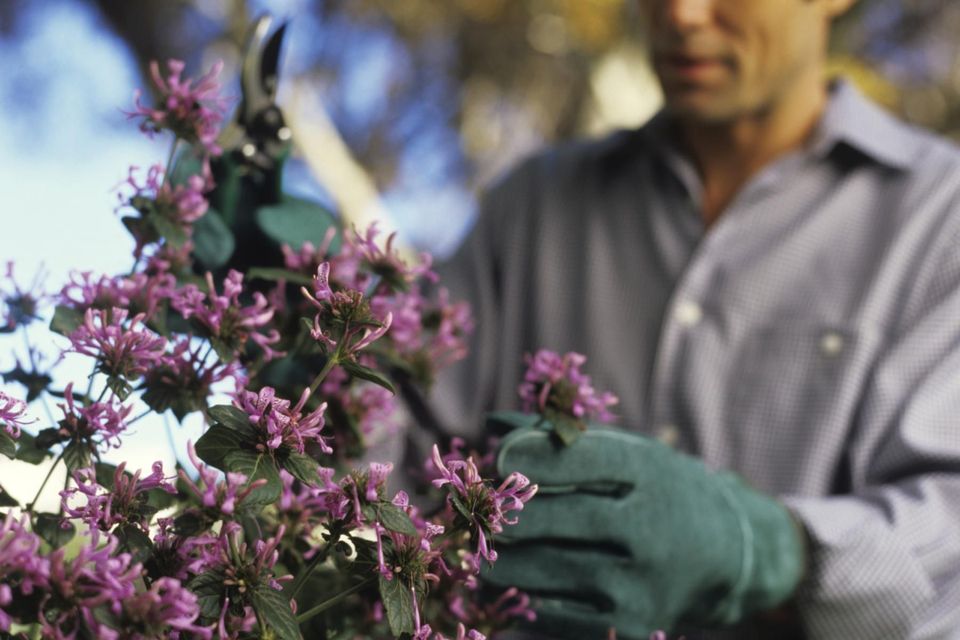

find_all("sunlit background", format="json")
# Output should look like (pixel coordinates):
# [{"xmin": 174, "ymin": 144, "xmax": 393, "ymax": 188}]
[{"xmin": 3, "ymin": 0, "xmax": 960, "ymax": 506}]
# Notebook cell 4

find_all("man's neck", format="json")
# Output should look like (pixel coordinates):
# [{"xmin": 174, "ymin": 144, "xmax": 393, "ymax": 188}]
[{"xmin": 676, "ymin": 73, "xmax": 829, "ymax": 227}]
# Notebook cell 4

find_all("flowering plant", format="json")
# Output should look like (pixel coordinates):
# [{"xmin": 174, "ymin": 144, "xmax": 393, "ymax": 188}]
[{"xmin": 0, "ymin": 58, "xmax": 541, "ymax": 640}]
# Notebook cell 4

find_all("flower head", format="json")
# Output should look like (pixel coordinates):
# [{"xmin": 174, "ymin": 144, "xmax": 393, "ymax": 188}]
[
  {"xmin": 1, "ymin": 261, "xmax": 47, "ymax": 330},
  {"xmin": 142, "ymin": 336, "xmax": 241, "ymax": 421},
  {"xmin": 119, "ymin": 164, "xmax": 210, "ymax": 258},
  {"xmin": 68, "ymin": 307, "xmax": 167, "ymax": 381},
  {"xmin": 0, "ymin": 513, "xmax": 49, "ymax": 631},
  {"xmin": 55, "ymin": 382, "xmax": 133, "ymax": 451},
  {"xmin": 0, "ymin": 390, "xmax": 34, "ymax": 438},
  {"xmin": 128, "ymin": 59, "xmax": 229, "ymax": 155},
  {"xmin": 179, "ymin": 441, "xmax": 263, "ymax": 519},
  {"xmin": 171, "ymin": 270, "xmax": 283, "ymax": 362},
  {"xmin": 235, "ymin": 386, "xmax": 331, "ymax": 455},
  {"xmin": 301, "ymin": 262, "xmax": 392, "ymax": 358},
  {"xmin": 518, "ymin": 350, "xmax": 618, "ymax": 423},
  {"xmin": 61, "ymin": 461, "xmax": 176, "ymax": 533},
  {"xmin": 104, "ymin": 576, "xmax": 213, "ymax": 639},
  {"xmin": 431, "ymin": 445, "xmax": 537, "ymax": 570}
]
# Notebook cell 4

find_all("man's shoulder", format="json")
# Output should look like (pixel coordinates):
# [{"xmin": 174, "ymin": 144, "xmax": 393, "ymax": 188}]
[{"xmin": 489, "ymin": 125, "xmax": 655, "ymax": 195}]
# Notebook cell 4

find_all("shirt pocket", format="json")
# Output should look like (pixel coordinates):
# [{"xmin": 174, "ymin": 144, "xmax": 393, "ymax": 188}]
[{"xmin": 724, "ymin": 321, "xmax": 878, "ymax": 493}]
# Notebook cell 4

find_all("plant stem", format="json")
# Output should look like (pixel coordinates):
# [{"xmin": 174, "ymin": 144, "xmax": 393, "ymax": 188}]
[
  {"xmin": 295, "ymin": 576, "xmax": 376, "ymax": 624},
  {"xmin": 26, "ymin": 450, "xmax": 65, "ymax": 515},
  {"xmin": 307, "ymin": 354, "xmax": 339, "ymax": 397},
  {"xmin": 289, "ymin": 533, "xmax": 339, "ymax": 601},
  {"xmin": 163, "ymin": 414, "xmax": 182, "ymax": 468},
  {"xmin": 128, "ymin": 408, "xmax": 154, "ymax": 425},
  {"xmin": 162, "ymin": 137, "xmax": 180, "ymax": 187}
]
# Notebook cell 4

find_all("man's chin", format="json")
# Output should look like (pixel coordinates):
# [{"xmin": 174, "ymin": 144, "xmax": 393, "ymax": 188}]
[{"xmin": 662, "ymin": 94, "xmax": 741, "ymax": 124}]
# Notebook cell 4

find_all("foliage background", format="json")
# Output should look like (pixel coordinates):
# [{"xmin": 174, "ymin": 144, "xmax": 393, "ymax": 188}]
[{"xmin": 2, "ymin": 0, "xmax": 960, "ymax": 501}]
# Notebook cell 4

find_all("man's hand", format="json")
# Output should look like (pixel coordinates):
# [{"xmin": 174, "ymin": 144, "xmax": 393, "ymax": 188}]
[{"xmin": 485, "ymin": 414, "xmax": 805, "ymax": 639}]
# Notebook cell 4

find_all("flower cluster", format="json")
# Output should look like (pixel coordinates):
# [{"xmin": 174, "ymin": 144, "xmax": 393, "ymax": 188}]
[
  {"xmin": 431, "ymin": 445, "xmax": 537, "ymax": 570},
  {"xmin": 68, "ymin": 307, "xmax": 167, "ymax": 381},
  {"xmin": 518, "ymin": 349, "xmax": 618, "ymax": 423},
  {"xmin": 235, "ymin": 386, "xmax": 331, "ymax": 455},
  {"xmin": 172, "ymin": 270, "xmax": 282, "ymax": 362},
  {"xmin": 0, "ymin": 55, "xmax": 545, "ymax": 640},
  {"xmin": 128, "ymin": 59, "xmax": 229, "ymax": 156},
  {"xmin": 61, "ymin": 461, "xmax": 176, "ymax": 533},
  {"xmin": 0, "ymin": 389, "xmax": 33, "ymax": 438},
  {"xmin": 119, "ymin": 163, "xmax": 210, "ymax": 257},
  {"xmin": 1, "ymin": 261, "xmax": 47, "ymax": 331}
]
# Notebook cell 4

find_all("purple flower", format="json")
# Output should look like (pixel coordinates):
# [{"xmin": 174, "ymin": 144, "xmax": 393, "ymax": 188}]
[
  {"xmin": 235, "ymin": 386, "xmax": 331, "ymax": 456},
  {"xmin": 518, "ymin": 349, "xmax": 618, "ymax": 423},
  {"xmin": 1, "ymin": 261, "xmax": 47, "ymax": 330},
  {"xmin": 61, "ymin": 461, "xmax": 175, "ymax": 533},
  {"xmin": 103, "ymin": 576, "xmax": 213, "ymax": 639},
  {"xmin": 148, "ymin": 518, "xmax": 216, "ymax": 582},
  {"xmin": 449, "ymin": 587, "xmax": 535, "ymax": 632},
  {"xmin": 60, "ymin": 271, "xmax": 174, "ymax": 325},
  {"xmin": 0, "ymin": 513, "xmax": 49, "ymax": 632},
  {"xmin": 431, "ymin": 445, "xmax": 537, "ymax": 571},
  {"xmin": 342, "ymin": 223, "xmax": 436, "ymax": 291},
  {"xmin": 179, "ymin": 441, "xmax": 263, "ymax": 519},
  {"xmin": 119, "ymin": 164, "xmax": 210, "ymax": 257},
  {"xmin": 128, "ymin": 59, "xmax": 229, "ymax": 155},
  {"xmin": 171, "ymin": 270, "xmax": 283, "ymax": 362},
  {"xmin": 202, "ymin": 523, "xmax": 292, "ymax": 636},
  {"xmin": 0, "ymin": 390, "xmax": 34, "ymax": 438},
  {"xmin": 68, "ymin": 307, "xmax": 167, "ymax": 381},
  {"xmin": 42, "ymin": 531, "xmax": 142, "ymax": 639},
  {"xmin": 301, "ymin": 262, "xmax": 393, "ymax": 358},
  {"xmin": 56, "ymin": 382, "xmax": 133, "ymax": 450}
]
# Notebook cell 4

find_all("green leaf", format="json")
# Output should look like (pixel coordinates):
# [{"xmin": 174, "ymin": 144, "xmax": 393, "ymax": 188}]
[
  {"xmin": 282, "ymin": 452, "xmax": 320, "ymax": 486},
  {"xmin": 150, "ymin": 214, "xmax": 188, "ymax": 249},
  {"xmin": 0, "ymin": 431, "xmax": 16, "ymax": 459},
  {"xmin": 15, "ymin": 431, "xmax": 51, "ymax": 465},
  {"xmin": 340, "ymin": 360, "xmax": 395, "ymax": 395},
  {"xmin": 251, "ymin": 586, "xmax": 302, "ymax": 640},
  {"xmin": 207, "ymin": 405, "xmax": 257, "ymax": 437},
  {"xmin": 189, "ymin": 570, "xmax": 227, "ymax": 619},
  {"xmin": 192, "ymin": 207, "xmax": 235, "ymax": 269},
  {"xmin": 35, "ymin": 513, "xmax": 75, "ymax": 549},
  {"xmin": 448, "ymin": 490, "xmax": 473, "ymax": 523},
  {"xmin": 105, "ymin": 375, "xmax": 133, "ymax": 401},
  {"xmin": 194, "ymin": 424, "xmax": 248, "ymax": 470},
  {"xmin": 223, "ymin": 450, "xmax": 281, "ymax": 507},
  {"xmin": 147, "ymin": 486, "xmax": 177, "ymax": 511},
  {"xmin": 62, "ymin": 441, "xmax": 91, "ymax": 473},
  {"xmin": 50, "ymin": 305, "xmax": 83, "ymax": 337},
  {"xmin": 377, "ymin": 503, "xmax": 418, "ymax": 537},
  {"xmin": 255, "ymin": 196, "xmax": 340, "ymax": 253},
  {"xmin": 379, "ymin": 574, "xmax": 415, "ymax": 637},
  {"xmin": 209, "ymin": 337, "xmax": 236, "ymax": 363},
  {"xmin": 95, "ymin": 462, "xmax": 121, "ymax": 489},
  {"xmin": 0, "ymin": 485, "xmax": 19, "ymax": 507},
  {"xmin": 248, "ymin": 267, "xmax": 314, "ymax": 287},
  {"xmin": 546, "ymin": 411, "xmax": 585, "ymax": 447},
  {"xmin": 115, "ymin": 524, "xmax": 154, "ymax": 564}
]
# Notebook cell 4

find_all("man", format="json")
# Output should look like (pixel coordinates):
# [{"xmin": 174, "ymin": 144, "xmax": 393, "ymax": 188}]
[{"xmin": 432, "ymin": 0, "xmax": 960, "ymax": 637}]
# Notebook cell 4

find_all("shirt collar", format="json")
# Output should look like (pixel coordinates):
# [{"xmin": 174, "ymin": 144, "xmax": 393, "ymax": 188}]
[
  {"xmin": 641, "ymin": 78, "xmax": 920, "ymax": 172},
  {"xmin": 808, "ymin": 79, "xmax": 919, "ymax": 170}
]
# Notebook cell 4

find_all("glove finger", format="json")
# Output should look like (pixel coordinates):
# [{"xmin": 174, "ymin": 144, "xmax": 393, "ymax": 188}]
[
  {"xmin": 499, "ymin": 492, "xmax": 629, "ymax": 547},
  {"xmin": 497, "ymin": 427, "xmax": 659, "ymax": 487},
  {"xmin": 532, "ymin": 600, "xmax": 661, "ymax": 640},
  {"xmin": 485, "ymin": 411, "xmax": 544, "ymax": 436}
]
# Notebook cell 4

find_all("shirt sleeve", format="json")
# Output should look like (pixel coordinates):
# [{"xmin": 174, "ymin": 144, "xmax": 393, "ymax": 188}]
[{"xmin": 783, "ymin": 221, "xmax": 960, "ymax": 639}]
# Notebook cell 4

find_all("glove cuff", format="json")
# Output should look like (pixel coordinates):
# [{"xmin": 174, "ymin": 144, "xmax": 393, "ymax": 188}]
[{"xmin": 709, "ymin": 473, "xmax": 806, "ymax": 625}]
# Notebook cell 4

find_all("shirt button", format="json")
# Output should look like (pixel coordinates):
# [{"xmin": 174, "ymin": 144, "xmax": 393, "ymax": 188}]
[
  {"xmin": 656, "ymin": 424, "xmax": 680, "ymax": 447},
  {"xmin": 820, "ymin": 332, "xmax": 845, "ymax": 356},
  {"xmin": 674, "ymin": 300, "xmax": 703, "ymax": 327}
]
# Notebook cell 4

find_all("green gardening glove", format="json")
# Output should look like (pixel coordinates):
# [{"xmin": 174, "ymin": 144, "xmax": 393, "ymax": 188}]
[{"xmin": 485, "ymin": 413, "xmax": 805, "ymax": 639}]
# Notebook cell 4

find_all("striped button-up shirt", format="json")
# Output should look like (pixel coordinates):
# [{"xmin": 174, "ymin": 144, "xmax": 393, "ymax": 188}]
[{"xmin": 432, "ymin": 81, "xmax": 960, "ymax": 638}]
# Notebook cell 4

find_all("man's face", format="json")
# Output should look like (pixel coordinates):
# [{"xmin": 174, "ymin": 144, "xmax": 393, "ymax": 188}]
[{"xmin": 640, "ymin": 0, "xmax": 834, "ymax": 122}]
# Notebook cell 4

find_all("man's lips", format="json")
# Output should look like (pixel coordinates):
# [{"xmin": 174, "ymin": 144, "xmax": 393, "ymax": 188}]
[{"xmin": 657, "ymin": 53, "xmax": 728, "ymax": 81}]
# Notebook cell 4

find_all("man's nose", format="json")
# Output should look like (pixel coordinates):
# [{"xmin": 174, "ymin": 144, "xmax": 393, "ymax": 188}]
[{"xmin": 662, "ymin": 0, "xmax": 713, "ymax": 32}]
